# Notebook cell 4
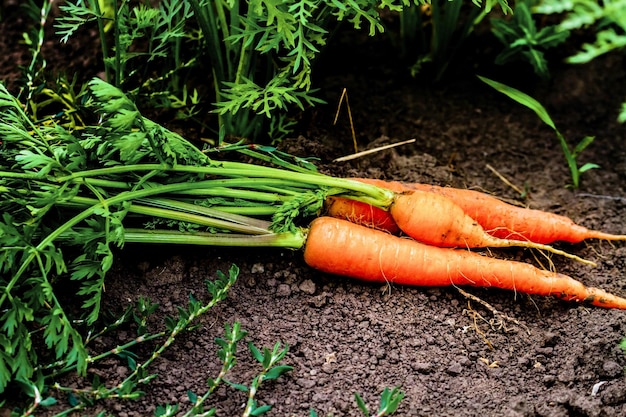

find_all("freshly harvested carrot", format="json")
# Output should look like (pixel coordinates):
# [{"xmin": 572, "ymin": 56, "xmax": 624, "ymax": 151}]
[
  {"xmin": 325, "ymin": 196, "xmax": 401, "ymax": 234},
  {"xmin": 354, "ymin": 178, "xmax": 626, "ymax": 244},
  {"xmin": 303, "ymin": 217, "xmax": 626, "ymax": 309},
  {"xmin": 324, "ymin": 185, "xmax": 593, "ymax": 264},
  {"xmin": 389, "ymin": 191, "xmax": 595, "ymax": 265},
  {"xmin": 408, "ymin": 183, "xmax": 626, "ymax": 244}
]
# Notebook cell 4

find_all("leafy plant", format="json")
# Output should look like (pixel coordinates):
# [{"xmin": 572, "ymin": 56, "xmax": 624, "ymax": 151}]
[
  {"xmin": 534, "ymin": 0, "xmax": 626, "ymax": 121},
  {"xmin": 397, "ymin": 0, "xmax": 511, "ymax": 80},
  {"xmin": 54, "ymin": 0, "xmax": 432, "ymax": 143},
  {"xmin": 491, "ymin": 0, "xmax": 570, "ymax": 79},
  {"xmin": 479, "ymin": 75, "xmax": 599, "ymax": 188}
]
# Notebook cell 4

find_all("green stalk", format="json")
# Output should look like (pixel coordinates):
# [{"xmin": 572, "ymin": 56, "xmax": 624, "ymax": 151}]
[
  {"xmin": 135, "ymin": 197, "xmax": 273, "ymax": 232},
  {"xmin": 207, "ymin": 206, "xmax": 279, "ymax": 216},
  {"xmin": 89, "ymin": 0, "xmax": 111, "ymax": 84},
  {"xmin": 58, "ymin": 163, "xmax": 396, "ymax": 208},
  {"xmin": 65, "ymin": 196, "xmax": 272, "ymax": 234},
  {"xmin": 169, "ymin": 186, "xmax": 289, "ymax": 202},
  {"xmin": 123, "ymin": 228, "xmax": 306, "ymax": 249}
]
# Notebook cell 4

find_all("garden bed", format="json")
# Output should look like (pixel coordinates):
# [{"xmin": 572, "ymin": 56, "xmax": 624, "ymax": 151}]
[{"xmin": 2, "ymin": 2, "xmax": 626, "ymax": 416}]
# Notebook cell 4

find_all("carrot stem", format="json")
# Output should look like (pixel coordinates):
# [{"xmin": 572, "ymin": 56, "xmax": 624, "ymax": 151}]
[
  {"xmin": 56, "ymin": 163, "xmax": 396, "ymax": 208},
  {"xmin": 123, "ymin": 228, "xmax": 306, "ymax": 248},
  {"xmin": 65, "ymin": 196, "xmax": 272, "ymax": 235}
]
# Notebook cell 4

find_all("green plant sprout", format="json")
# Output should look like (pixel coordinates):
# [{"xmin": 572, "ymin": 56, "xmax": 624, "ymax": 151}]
[
  {"xmin": 478, "ymin": 75, "xmax": 599, "ymax": 188},
  {"xmin": 225, "ymin": 340, "xmax": 294, "ymax": 417},
  {"xmin": 309, "ymin": 386, "xmax": 405, "ymax": 417},
  {"xmin": 491, "ymin": 0, "xmax": 570, "ymax": 79}
]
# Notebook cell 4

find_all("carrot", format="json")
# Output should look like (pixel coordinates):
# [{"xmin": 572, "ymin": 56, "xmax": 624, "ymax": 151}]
[
  {"xmin": 324, "ymin": 185, "xmax": 594, "ymax": 265},
  {"xmin": 325, "ymin": 196, "xmax": 401, "ymax": 234},
  {"xmin": 303, "ymin": 217, "xmax": 626, "ymax": 309},
  {"xmin": 408, "ymin": 183, "xmax": 626, "ymax": 244},
  {"xmin": 354, "ymin": 178, "xmax": 626, "ymax": 244},
  {"xmin": 389, "ymin": 191, "xmax": 595, "ymax": 265}
]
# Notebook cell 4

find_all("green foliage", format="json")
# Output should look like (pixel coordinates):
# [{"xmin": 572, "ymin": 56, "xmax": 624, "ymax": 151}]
[
  {"xmin": 57, "ymin": 0, "xmax": 196, "ymax": 89},
  {"xmin": 189, "ymin": 0, "xmax": 419, "ymax": 142},
  {"xmin": 310, "ymin": 386, "xmax": 405, "ymax": 417},
  {"xmin": 271, "ymin": 189, "xmax": 328, "ymax": 233},
  {"xmin": 479, "ymin": 76, "xmax": 599, "ymax": 188},
  {"xmin": 534, "ymin": 0, "xmax": 626, "ymax": 63},
  {"xmin": 54, "ymin": 0, "xmax": 431, "ymax": 143},
  {"xmin": 0, "ymin": 77, "xmax": 217, "ymax": 398},
  {"xmin": 534, "ymin": 0, "xmax": 626, "ymax": 121},
  {"xmin": 397, "ymin": 0, "xmax": 511, "ymax": 80},
  {"xmin": 491, "ymin": 0, "xmax": 570, "ymax": 78}
]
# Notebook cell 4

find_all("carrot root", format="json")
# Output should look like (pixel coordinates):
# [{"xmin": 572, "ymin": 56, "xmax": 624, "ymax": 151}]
[
  {"xmin": 354, "ymin": 178, "xmax": 626, "ymax": 244},
  {"xmin": 389, "ymin": 191, "xmax": 595, "ymax": 266},
  {"xmin": 325, "ymin": 196, "xmax": 400, "ymax": 234},
  {"xmin": 304, "ymin": 217, "xmax": 626, "ymax": 310}
]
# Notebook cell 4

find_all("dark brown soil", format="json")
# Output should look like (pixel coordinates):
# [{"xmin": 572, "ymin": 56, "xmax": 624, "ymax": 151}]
[{"xmin": 3, "ymin": 3, "xmax": 626, "ymax": 416}]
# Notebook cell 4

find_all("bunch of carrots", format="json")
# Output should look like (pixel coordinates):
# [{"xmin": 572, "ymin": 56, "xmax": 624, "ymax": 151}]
[
  {"xmin": 308, "ymin": 178, "xmax": 626, "ymax": 310},
  {"xmin": 128, "ymin": 171, "xmax": 626, "ymax": 309},
  {"xmin": 5, "ymin": 79, "xmax": 626, "ymax": 359},
  {"xmin": 5, "ymin": 79, "xmax": 626, "ymax": 394}
]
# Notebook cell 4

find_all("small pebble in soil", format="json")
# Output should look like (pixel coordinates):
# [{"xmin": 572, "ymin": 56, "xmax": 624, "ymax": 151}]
[
  {"xmin": 601, "ymin": 360, "xmax": 622, "ymax": 378},
  {"xmin": 412, "ymin": 362, "xmax": 433, "ymax": 374},
  {"xmin": 298, "ymin": 279, "xmax": 316, "ymax": 294},
  {"xmin": 251, "ymin": 263, "xmax": 265, "ymax": 273},
  {"xmin": 447, "ymin": 362, "xmax": 463, "ymax": 375},
  {"xmin": 296, "ymin": 378, "xmax": 316, "ymax": 388},
  {"xmin": 309, "ymin": 293, "xmax": 328, "ymax": 308},
  {"xmin": 276, "ymin": 283, "xmax": 292, "ymax": 297}
]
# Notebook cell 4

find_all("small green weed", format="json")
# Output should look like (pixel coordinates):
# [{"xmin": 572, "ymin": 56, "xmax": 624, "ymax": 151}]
[
  {"xmin": 310, "ymin": 386, "xmax": 405, "ymax": 417},
  {"xmin": 479, "ymin": 75, "xmax": 599, "ymax": 188}
]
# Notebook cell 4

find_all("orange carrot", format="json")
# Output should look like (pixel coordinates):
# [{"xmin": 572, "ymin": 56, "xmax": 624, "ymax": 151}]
[
  {"xmin": 389, "ymin": 191, "xmax": 594, "ymax": 265},
  {"xmin": 354, "ymin": 178, "xmax": 626, "ymax": 244},
  {"xmin": 325, "ymin": 196, "xmax": 400, "ymax": 234},
  {"xmin": 303, "ymin": 217, "xmax": 626, "ymax": 309},
  {"xmin": 408, "ymin": 183, "xmax": 626, "ymax": 244},
  {"xmin": 324, "ymin": 185, "xmax": 593, "ymax": 264}
]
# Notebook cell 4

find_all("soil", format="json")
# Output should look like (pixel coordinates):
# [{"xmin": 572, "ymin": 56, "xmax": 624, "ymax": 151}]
[{"xmin": 2, "ymin": 3, "xmax": 626, "ymax": 417}]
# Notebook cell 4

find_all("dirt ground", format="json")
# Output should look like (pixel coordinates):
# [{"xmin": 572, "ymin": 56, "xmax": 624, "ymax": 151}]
[{"xmin": 2, "ymin": 3, "xmax": 626, "ymax": 416}]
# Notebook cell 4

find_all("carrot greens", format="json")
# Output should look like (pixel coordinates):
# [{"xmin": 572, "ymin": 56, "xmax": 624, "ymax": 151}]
[{"xmin": 0, "ymin": 78, "xmax": 395, "ymax": 396}]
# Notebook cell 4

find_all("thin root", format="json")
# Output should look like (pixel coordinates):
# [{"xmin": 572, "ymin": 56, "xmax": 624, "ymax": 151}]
[{"xmin": 457, "ymin": 287, "xmax": 530, "ymax": 342}]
